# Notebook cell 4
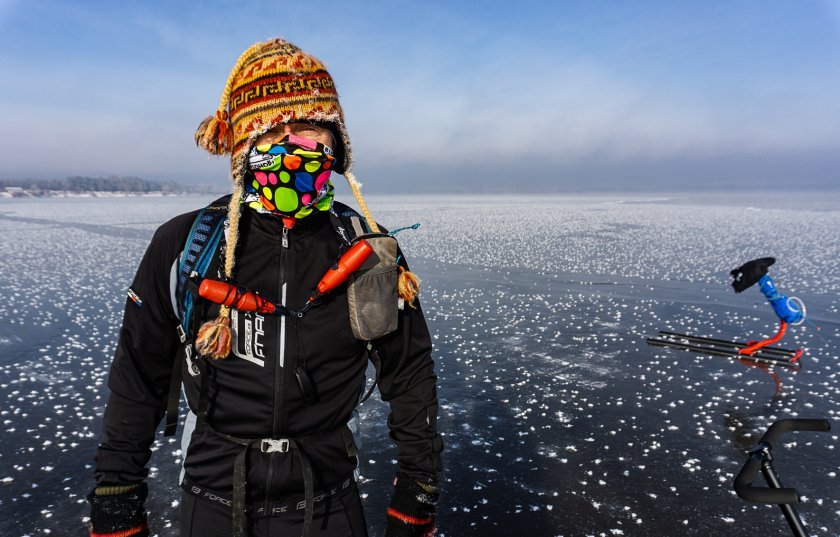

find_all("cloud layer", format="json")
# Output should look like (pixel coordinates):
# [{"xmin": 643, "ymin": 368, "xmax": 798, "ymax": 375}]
[{"xmin": 1, "ymin": 1, "xmax": 838, "ymax": 190}]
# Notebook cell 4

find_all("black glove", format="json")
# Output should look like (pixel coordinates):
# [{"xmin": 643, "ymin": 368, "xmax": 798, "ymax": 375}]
[
  {"xmin": 87, "ymin": 482, "xmax": 149, "ymax": 537},
  {"xmin": 385, "ymin": 474, "xmax": 439, "ymax": 537},
  {"xmin": 730, "ymin": 257, "xmax": 775, "ymax": 293}
]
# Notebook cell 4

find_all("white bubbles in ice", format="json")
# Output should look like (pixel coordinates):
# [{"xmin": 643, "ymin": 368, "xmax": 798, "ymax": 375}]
[{"xmin": 2, "ymin": 195, "xmax": 839, "ymax": 536}]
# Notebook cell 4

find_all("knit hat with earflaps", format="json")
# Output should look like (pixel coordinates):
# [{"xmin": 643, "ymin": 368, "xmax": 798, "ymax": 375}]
[
  {"xmin": 193, "ymin": 37, "xmax": 419, "ymax": 360},
  {"xmin": 196, "ymin": 39, "xmax": 348, "ymax": 176},
  {"xmin": 194, "ymin": 37, "xmax": 378, "ymax": 226}
]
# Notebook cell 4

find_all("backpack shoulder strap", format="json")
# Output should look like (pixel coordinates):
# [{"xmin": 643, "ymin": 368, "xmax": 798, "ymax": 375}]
[
  {"xmin": 329, "ymin": 201, "xmax": 371, "ymax": 245},
  {"xmin": 329, "ymin": 202, "xmax": 388, "ymax": 406},
  {"xmin": 176, "ymin": 194, "xmax": 231, "ymax": 337},
  {"xmin": 165, "ymin": 194, "xmax": 230, "ymax": 437},
  {"xmin": 357, "ymin": 344, "xmax": 382, "ymax": 405}
]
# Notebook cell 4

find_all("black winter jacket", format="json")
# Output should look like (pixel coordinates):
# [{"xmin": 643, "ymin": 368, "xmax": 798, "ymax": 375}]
[{"xmin": 93, "ymin": 204, "xmax": 443, "ymax": 506}]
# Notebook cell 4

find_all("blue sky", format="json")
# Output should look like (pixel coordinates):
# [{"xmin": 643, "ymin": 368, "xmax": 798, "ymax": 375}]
[{"xmin": 1, "ymin": 0, "xmax": 839, "ymax": 191}]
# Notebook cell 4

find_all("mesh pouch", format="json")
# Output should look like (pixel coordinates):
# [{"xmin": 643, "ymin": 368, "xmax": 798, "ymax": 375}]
[{"xmin": 347, "ymin": 234, "xmax": 399, "ymax": 340}]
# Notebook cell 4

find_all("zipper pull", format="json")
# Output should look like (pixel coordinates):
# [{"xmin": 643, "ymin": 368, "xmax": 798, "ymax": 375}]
[{"xmin": 281, "ymin": 216, "xmax": 295, "ymax": 249}]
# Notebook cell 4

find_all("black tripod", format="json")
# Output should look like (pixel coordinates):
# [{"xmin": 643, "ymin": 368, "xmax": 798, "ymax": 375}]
[{"xmin": 734, "ymin": 418, "xmax": 832, "ymax": 537}]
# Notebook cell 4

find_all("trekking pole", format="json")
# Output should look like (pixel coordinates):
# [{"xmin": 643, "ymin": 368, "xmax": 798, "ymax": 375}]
[{"xmin": 733, "ymin": 418, "xmax": 831, "ymax": 537}]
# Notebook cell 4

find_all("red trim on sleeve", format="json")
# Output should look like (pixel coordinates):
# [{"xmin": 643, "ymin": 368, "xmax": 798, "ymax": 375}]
[
  {"xmin": 387, "ymin": 507, "xmax": 434, "ymax": 526},
  {"xmin": 90, "ymin": 522, "xmax": 148, "ymax": 537}
]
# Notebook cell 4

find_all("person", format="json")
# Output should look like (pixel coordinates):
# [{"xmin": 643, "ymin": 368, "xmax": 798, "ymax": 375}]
[{"xmin": 87, "ymin": 37, "xmax": 443, "ymax": 537}]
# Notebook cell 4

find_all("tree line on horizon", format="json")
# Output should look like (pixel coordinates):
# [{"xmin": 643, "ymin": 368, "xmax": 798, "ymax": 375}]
[{"xmin": 0, "ymin": 175, "xmax": 215, "ymax": 194}]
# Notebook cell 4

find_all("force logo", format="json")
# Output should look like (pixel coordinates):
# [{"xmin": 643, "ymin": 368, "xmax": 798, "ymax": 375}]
[{"xmin": 231, "ymin": 309, "xmax": 266, "ymax": 367}]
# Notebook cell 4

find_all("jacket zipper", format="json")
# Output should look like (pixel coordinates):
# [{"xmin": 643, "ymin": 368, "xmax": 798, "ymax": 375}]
[
  {"xmin": 275, "ymin": 224, "xmax": 289, "ymax": 433},
  {"xmin": 266, "ymin": 224, "xmax": 290, "ymax": 505}
]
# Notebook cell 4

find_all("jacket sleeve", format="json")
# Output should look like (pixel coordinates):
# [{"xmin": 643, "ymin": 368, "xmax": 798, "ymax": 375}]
[
  {"xmin": 93, "ymin": 219, "xmax": 187, "ymax": 486},
  {"xmin": 371, "ymin": 258, "xmax": 443, "ymax": 484}
]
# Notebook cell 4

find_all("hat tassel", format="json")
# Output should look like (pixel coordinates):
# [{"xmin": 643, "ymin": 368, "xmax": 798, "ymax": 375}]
[
  {"xmin": 195, "ymin": 110, "xmax": 232, "ymax": 155},
  {"xmin": 194, "ymin": 312, "xmax": 232, "ymax": 359},
  {"xmin": 398, "ymin": 266, "xmax": 420, "ymax": 308}
]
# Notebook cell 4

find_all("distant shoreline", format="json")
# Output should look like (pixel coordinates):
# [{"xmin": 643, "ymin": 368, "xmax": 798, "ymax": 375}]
[
  {"xmin": 0, "ymin": 176, "xmax": 221, "ymax": 198},
  {"xmin": 0, "ymin": 189, "xmax": 207, "ymax": 199}
]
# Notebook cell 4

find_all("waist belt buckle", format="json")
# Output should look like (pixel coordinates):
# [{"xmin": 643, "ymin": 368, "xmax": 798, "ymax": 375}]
[{"xmin": 261, "ymin": 438, "xmax": 290, "ymax": 453}]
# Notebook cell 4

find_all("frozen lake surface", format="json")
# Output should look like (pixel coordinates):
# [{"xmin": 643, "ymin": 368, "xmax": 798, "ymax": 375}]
[{"xmin": 1, "ymin": 193, "xmax": 838, "ymax": 536}]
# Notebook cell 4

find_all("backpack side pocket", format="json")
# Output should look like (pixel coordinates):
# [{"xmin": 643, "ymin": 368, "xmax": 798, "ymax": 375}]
[{"xmin": 347, "ymin": 235, "xmax": 399, "ymax": 340}]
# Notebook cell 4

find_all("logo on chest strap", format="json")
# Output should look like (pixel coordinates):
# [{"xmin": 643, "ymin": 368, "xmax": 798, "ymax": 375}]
[{"xmin": 231, "ymin": 309, "xmax": 266, "ymax": 367}]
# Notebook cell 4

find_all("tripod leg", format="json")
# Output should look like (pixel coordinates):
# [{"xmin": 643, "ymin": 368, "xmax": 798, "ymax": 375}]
[{"xmin": 762, "ymin": 462, "xmax": 808, "ymax": 537}]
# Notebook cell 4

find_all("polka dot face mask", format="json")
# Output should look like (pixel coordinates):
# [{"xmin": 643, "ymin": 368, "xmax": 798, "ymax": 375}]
[{"xmin": 243, "ymin": 134, "xmax": 336, "ymax": 219}]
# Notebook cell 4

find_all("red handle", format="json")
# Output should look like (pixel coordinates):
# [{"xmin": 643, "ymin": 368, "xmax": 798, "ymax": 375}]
[
  {"xmin": 199, "ymin": 279, "xmax": 276, "ymax": 314},
  {"xmin": 316, "ymin": 240, "xmax": 374, "ymax": 295}
]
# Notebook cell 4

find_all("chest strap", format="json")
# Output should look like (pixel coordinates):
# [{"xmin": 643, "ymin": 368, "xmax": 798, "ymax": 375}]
[{"xmin": 205, "ymin": 423, "xmax": 357, "ymax": 537}]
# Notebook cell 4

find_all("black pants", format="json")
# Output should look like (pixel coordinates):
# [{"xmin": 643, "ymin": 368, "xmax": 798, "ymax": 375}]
[{"xmin": 179, "ymin": 481, "xmax": 369, "ymax": 537}]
